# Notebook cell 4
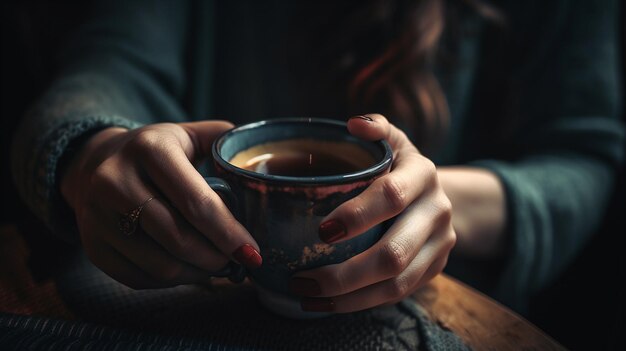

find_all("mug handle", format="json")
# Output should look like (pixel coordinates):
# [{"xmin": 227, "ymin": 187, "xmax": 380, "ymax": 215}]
[
  {"xmin": 205, "ymin": 177, "xmax": 238, "ymax": 212},
  {"xmin": 203, "ymin": 177, "xmax": 247, "ymax": 282}
]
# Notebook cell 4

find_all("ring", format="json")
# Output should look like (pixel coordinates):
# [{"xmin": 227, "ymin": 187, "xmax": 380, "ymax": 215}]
[{"xmin": 118, "ymin": 196, "xmax": 157, "ymax": 236}]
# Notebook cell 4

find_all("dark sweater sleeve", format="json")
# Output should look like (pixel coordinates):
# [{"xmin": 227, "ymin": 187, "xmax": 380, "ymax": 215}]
[
  {"xmin": 11, "ymin": 0, "xmax": 191, "ymax": 243},
  {"xmin": 460, "ymin": 0, "xmax": 624, "ymax": 311}
]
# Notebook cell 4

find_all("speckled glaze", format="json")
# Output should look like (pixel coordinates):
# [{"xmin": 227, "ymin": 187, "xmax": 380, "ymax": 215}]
[{"xmin": 210, "ymin": 118, "xmax": 393, "ymax": 318}]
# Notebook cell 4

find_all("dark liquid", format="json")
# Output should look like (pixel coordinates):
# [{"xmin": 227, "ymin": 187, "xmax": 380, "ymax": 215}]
[
  {"xmin": 242, "ymin": 152, "xmax": 363, "ymax": 177},
  {"xmin": 230, "ymin": 139, "xmax": 376, "ymax": 177}
]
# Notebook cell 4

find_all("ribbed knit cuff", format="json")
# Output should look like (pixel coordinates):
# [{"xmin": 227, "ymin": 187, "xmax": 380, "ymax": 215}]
[{"xmin": 12, "ymin": 115, "xmax": 143, "ymax": 244}]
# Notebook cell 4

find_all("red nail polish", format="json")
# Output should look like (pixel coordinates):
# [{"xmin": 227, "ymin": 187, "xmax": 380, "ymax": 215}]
[
  {"xmin": 349, "ymin": 115, "xmax": 373, "ymax": 122},
  {"xmin": 289, "ymin": 277, "xmax": 321, "ymax": 296},
  {"xmin": 232, "ymin": 244, "xmax": 263, "ymax": 269},
  {"xmin": 301, "ymin": 297, "xmax": 336, "ymax": 312},
  {"xmin": 319, "ymin": 219, "xmax": 347, "ymax": 244}
]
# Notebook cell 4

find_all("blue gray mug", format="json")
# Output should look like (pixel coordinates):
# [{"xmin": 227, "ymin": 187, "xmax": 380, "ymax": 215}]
[{"xmin": 207, "ymin": 118, "xmax": 393, "ymax": 318}]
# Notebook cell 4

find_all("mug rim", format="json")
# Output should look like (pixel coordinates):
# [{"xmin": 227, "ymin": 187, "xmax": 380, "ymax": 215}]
[{"xmin": 212, "ymin": 117, "xmax": 393, "ymax": 185}]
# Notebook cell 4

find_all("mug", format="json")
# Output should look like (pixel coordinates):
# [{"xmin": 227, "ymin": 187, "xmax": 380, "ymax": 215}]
[{"xmin": 206, "ymin": 118, "xmax": 393, "ymax": 318}]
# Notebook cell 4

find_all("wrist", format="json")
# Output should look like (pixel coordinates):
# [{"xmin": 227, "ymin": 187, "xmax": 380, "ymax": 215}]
[{"xmin": 437, "ymin": 166, "xmax": 507, "ymax": 259}]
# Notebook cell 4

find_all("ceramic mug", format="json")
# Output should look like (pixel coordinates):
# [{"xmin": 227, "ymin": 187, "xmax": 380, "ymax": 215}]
[{"xmin": 206, "ymin": 118, "xmax": 393, "ymax": 318}]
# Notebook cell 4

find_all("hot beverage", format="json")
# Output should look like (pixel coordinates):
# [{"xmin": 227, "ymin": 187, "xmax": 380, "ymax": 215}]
[
  {"xmin": 211, "ymin": 118, "xmax": 393, "ymax": 318},
  {"xmin": 229, "ymin": 139, "xmax": 376, "ymax": 177}
]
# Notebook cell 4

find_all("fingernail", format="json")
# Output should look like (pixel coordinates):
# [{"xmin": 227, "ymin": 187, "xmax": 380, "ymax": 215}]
[
  {"xmin": 349, "ymin": 115, "xmax": 373, "ymax": 122},
  {"xmin": 289, "ymin": 277, "xmax": 321, "ymax": 296},
  {"xmin": 301, "ymin": 297, "xmax": 336, "ymax": 312},
  {"xmin": 232, "ymin": 244, "xmax": 263, "ymax": 269},
  {"xmin": 319, "ymin": 219, "xmax": 347, "ymax": 244}
]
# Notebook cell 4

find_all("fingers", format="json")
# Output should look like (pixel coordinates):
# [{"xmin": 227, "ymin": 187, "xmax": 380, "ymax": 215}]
[
  {"xmin": 319, "ymin": 152, "xmax": 437, "ymax": 244},
  {"xmin": 75, "ymin": 121, "xmax": 255, "ymax": 290},
  {"xmin": 294, "ymin": 199, "xmax": 453, "ymax": 299},
  {"xmin": 320, "ymin": 112, "xmax": 433, "ymax": 245},
  {"xmin": 291, "ymin": 113, "xmax": 455, "ymax": 313},
  {"xmin": 83, "ymin": 212, "xmax": 211, "ymax": 289},
  {"xmin": 179, "ymin": 120, "xmax": 234, "ymax": 161},
  {"xmin": 301, "ymin": 254, "xmax": 450, "ymax": 313},
  {"xmin": 90, "ymin": 159, "xmax": 231, "ymax": 273},
  {"xmin": 111, "ymin": 229, "xmax": 216, "ymax": 286},
  {"xmin": 320, "ymin": 114, "xmax": 434, "ymax": 244},
  {"xmin": 346, "ymin": 114, "xmax": 389, "ymax": 141},
  {"xmin": 296, "ymin": 221, "xmax": 454, "ymax": 313},
  {"xmin": 85, "ymin": 241, "xmax": 166, "ymax": 290},
  {"xmin": 128, "ymin": 125, "xmax": 262, "ymax": 269},
  {"xmin": 139, "ymin": 197, "xmax": 231, "ymax": 272},
  {"xmin": 346, "ymin": 114, "xmax": 413, "ymax": 153}
]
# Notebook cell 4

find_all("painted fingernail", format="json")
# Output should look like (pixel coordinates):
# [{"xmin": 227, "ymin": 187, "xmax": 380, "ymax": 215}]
[
  {"xmin": 349, "ymin": 115, "xmax": 373, "ymax": 122},
  {"xmin": 319, "ymin": 219, "xmax": 347, "ymax": 244},
  {"xmin": 301, "ymin": 297, "xmax": 336, "ymax": 312},
  {"xmin": 232, "ymin": 244, "xmax": 263, "ymax": 269},
  {"xmin": 289, "ymin": 277, "xmax": 321, "ymax": 296}
]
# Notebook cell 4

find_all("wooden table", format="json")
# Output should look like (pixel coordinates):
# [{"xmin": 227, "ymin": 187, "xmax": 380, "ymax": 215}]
[{"xmin": 0, "ymin": 224, "xmax": 565, "ymax": 350}]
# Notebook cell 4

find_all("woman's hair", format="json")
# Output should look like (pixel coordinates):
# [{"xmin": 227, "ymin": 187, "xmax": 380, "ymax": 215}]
[{"xmin": 345, "ymin": 0, "xmax": 503, "ymax": 152}]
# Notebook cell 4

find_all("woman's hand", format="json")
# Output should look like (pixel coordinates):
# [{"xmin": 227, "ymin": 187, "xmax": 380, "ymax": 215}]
[
  {"xmin": 289, "ymin": 114, "xmax": 456, "ymax": 313},
  {"xmin": 60, "ymin": 121, "xmax": 262, "ymax": 289}
]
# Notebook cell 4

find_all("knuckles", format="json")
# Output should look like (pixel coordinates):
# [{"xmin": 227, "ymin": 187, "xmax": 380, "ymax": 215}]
[
  {"xmin": 443, "ymin": 225, "xmax": 457, "ymax": 252},
  {"xmin": 127, "ymin": 125, "xmax": 179, "ymax": 157},
  {"xmin": 89, "ymin": 160, "xmax": 120, "ymax": 195},
  {"xmin": 432, "ymin": 194, "xmax": 453, "ymax": 226},
  {"xmin": 379, "ymin": 239, "xmax": 411, "ymax": 277},
  {"xmin": 421, "ymin": 158, "xmax": 438, "ymax": 189},
  {"xmin": 380, "ymin": 176, "xmax": 408, "ymax": 214},
  {"xmin": 428, "ymin": 193, "xmax": 455, "ymax": 250},
  {"xmin": 129, "ymin": 128, "xmax": 164, "ymax": 153}
]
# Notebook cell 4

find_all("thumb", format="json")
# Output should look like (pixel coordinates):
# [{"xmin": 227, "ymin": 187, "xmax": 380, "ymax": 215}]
[
  {"xmin": 347, "ymin": 114, "xmax": 409, "ymax": 150},
  {"xmin": 347, "ymin": 114, "xmax": 391, "ymax": 141},
  {"xmin": 180, "ymin": 120, "xmax": 235, "ymax": 160}
]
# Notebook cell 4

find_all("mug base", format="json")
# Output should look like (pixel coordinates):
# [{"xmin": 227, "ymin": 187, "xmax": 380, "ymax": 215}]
[{"xmin": 255, "ymin": 284, "xmax": 332, "ymax": 319}]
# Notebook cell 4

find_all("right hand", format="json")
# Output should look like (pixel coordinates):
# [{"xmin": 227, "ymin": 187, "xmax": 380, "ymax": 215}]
[{"xmin": 60, "ymin": 121, "xmax": 262, "ymax": 289}]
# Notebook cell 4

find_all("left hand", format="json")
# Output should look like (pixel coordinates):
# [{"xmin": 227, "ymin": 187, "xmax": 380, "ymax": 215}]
[{"xmin": 289, "ymin": 114, "xmax": 456, "ymax": 313}]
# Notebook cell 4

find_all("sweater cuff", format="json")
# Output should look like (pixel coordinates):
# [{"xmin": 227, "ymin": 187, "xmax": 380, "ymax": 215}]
[{"xmin": 17, "ymin": 115, "xmax": 143, "ymax": 244}]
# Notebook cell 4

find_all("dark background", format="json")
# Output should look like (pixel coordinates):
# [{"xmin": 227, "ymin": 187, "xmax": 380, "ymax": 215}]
[{"xmin": 1, "ymin": 2, "xmax": 624, "ymax": 350}]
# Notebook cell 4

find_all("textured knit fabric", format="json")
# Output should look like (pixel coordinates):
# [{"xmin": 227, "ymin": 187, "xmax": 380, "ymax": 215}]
[
  {"xmin": 10, "ymin": 0, "xmax": 625, "ymax": 315},
  {"xmin": 0, "ymin": 251, "xmax": 470, "ymax": 351}
]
